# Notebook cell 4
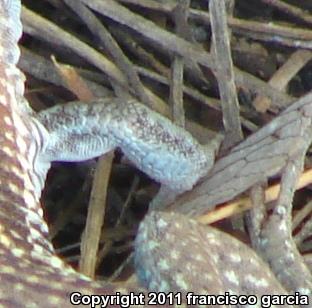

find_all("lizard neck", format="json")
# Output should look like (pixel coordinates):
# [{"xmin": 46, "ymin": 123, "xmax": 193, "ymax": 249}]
[{"xmin": 0, "ymin": 62, "xmax": 54, "ymax": 259}]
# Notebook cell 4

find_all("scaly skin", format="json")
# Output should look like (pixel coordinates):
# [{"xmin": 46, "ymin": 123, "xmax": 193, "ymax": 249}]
[
  {"xmin": 0, "ymin": 1, "xmax": 307, "ymax": 307},
  {"xmin": 36, "ymin": 98, "xmax": 215, "ymax": 193},
  {"xmin": 0, "ymin": 1, "xmax": 147, "ymax": 307}
]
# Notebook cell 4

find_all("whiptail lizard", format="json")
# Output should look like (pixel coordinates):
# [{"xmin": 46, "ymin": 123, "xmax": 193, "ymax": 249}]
[{"xmin": 0, "ymin": 1, "xmax": 310, "ymax": 307}]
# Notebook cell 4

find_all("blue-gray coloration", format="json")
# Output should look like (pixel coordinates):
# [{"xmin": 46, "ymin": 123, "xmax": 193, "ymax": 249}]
[
  {"xmin": 0, "ymin": 0, "xmax": 308, "ymax": 307},
  {"xmin": 36, "ymin": 98, "xmax": 218, "ymax": 195},
  {"xmin": 135, "ymin": 212, "xmax": 289, "ymax": 300},
  {"xmin": 0, "ymin": 0, "xmax": 22, "ymax": 65}
]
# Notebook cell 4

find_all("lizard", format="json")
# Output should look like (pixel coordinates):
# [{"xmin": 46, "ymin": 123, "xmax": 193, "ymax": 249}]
[{"xmin": 0, "ymin": 0, "xmax": 310, "ymax": 307}]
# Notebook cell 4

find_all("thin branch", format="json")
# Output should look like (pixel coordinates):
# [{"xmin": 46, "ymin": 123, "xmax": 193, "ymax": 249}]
[
  {"xmin": 258, "ymin": 134, "xmax": 312, "ymax": 294},
  {"xmin": 169, "ymin": 0, "xmax": 190, "ymax": 127},
  {"xmin": 169, "ymin": 91, "xmax": 312, "ymax": 216},
  {"xmin": 64, "ymin": 0, "xmax": 152, "ymax": 106},
  {"xmin": 197, "ymin": 168, "xmax": 312, "ymax": 224},
  {"xmin": 118, "ymin": 0, "xmax": 312, "ymax": 49},
  {"xmin": 21, "ymin": 6, "xmax": 166, "ymax": 111},
  {"xmin": 260, "ymin": 0, "xmax": 312, "ymax": 27},
  {"xmin": 210, "ymin": 0, "xmax": 243, "ymax": 148},
  {"xmin": 254, "ymin": 50, "xmax": 312, "ymax": 113},
  {"xmin": 79, "ymin": 0, "xmax": 292, "ymax": 107}
]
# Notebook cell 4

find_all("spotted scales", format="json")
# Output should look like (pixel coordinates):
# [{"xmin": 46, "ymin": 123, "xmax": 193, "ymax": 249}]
[{"xmin": 0, "ymin": 1, "xmax": 309, "ymax": 307}]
